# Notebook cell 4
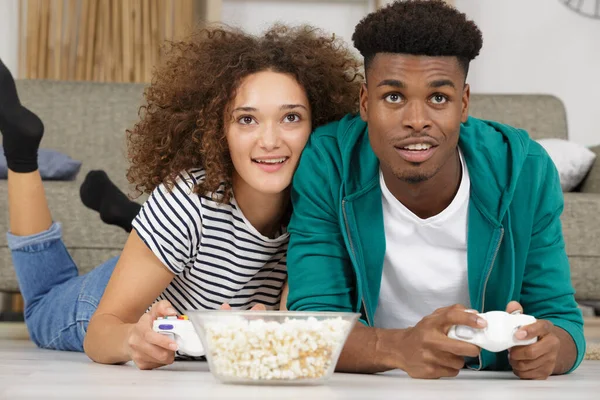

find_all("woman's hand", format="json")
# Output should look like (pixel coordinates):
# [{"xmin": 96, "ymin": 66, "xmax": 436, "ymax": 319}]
[
  {"xmin": 127, "ymin": 299, "xmax": 267, "ymax": 370},
  {"xmin": 126, "ymin": 300, "xmax": 179, "ymax": 370}
]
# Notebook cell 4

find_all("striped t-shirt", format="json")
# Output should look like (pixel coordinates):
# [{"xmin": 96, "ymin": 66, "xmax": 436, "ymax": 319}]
[{"xmin": 131, "ymin": 169, "xmax": 288, "ymax": 313}]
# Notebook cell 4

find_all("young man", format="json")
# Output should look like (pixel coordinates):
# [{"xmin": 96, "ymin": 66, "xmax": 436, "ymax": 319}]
[{"xmin": 286, "ymin": 0, "xmax": 585, "ymax": 380}]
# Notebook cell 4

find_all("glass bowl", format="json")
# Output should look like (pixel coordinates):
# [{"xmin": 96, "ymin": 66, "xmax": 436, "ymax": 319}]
[{"xmin": 186, "ymin": 310, "xmax": 360, "ymax": 385}]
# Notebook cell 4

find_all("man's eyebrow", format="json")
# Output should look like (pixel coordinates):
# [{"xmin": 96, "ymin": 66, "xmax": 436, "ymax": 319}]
[
  {"xmin": 375, "ymin": 79, "xmax": 456, "ymax": 89},
  {"xmin": 377, "ymin": 79, "xmax": 406, "ymax": 88},
  {"xmin": 429, "ymin": 79, "xmax": 455, "ymax": 89}
]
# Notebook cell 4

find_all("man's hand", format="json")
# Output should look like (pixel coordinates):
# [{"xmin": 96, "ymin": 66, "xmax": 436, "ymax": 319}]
[
  {"xmin": 505, "ymin": 301, "xmax": 560, "ymax": 380},
  {"xmin": 397, "ymin": 304, "xmax": 485, "ymax": 379}
]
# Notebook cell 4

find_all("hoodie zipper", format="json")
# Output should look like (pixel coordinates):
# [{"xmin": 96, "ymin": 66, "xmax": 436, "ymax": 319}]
[
  {"xmin": 342, "ymin": 199, "xmax": 372, "ymax": 326},
  {"xmin": 472, "ymin": 227, "xmax": 504, "ymax": 371}
]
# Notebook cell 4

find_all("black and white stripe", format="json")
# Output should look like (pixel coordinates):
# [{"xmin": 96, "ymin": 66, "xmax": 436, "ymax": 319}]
[{"xmin": 132, "ymin": 169, "xmax": 288, "ymax": 312}]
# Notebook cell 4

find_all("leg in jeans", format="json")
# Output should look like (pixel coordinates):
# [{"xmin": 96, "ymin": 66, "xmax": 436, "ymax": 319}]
[
  {"xmin": 1, "ymin": 58, "xmax": 120, "ymax": 351},
  {"xmin": 8, "ymin": 223, "xmax": 118, "ymax": 351}
]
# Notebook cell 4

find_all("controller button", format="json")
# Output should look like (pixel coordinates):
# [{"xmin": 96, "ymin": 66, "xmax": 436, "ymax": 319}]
[
  {"xmin": 455, "ymin": 326, "xmax": 476, "ymax": 339},
  {"xmin": 158, "ymin": 324, "xmax": 174, "ymax": 330}
]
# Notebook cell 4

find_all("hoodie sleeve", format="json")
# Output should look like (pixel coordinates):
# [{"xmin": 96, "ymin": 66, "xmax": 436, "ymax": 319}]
[
  {"xmin": 520, "ymin": 153, "xmax": 586, "ymax": 373},
  {"xmin": 285, "ymin": 132, "xmax": 358, "ymax": 318}
]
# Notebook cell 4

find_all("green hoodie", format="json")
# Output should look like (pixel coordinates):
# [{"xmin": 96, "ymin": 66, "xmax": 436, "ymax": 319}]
[{"xmin": 286, "ymin": 113, "xmax": 585, "ymax": 372}]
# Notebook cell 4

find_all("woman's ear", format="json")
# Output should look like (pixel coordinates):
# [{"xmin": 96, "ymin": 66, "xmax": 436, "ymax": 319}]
[{"xmin": 359, "ymin": 83, "xmax": 368, "ymax": 122}]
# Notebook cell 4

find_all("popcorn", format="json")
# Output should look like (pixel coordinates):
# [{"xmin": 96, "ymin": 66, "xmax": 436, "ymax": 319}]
[{"xmin": 203, "ymin": 316, "xmax": 351, "ymax": 381}]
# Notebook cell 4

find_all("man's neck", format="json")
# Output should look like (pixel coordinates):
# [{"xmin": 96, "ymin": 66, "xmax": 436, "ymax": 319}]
[
  {"xmin": 382, "ymin": 149, "xmax": 462, "ymax": 219},
  {"xmin": 231, "ymin": 173, "xmax": 289, "ymax": 238}
]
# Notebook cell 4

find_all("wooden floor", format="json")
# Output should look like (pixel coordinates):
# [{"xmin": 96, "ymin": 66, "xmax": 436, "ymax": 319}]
[{"xmin": 1, "ymin": 339, "xmax": 599, "ymax": 400}]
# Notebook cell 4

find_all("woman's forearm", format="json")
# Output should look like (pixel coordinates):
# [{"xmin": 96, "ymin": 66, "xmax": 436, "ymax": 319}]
[
  {"xmin": 83, "ymin": 232, "xmax": 176, "ymax": 365},
  {"xmin": 84, "ymin": 313, "xmax": 135, "ymax": 365}
]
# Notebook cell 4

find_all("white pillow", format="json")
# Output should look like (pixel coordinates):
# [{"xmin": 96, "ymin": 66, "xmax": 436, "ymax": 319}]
[{"xmin": 537, "ymin": 138, "xmax": 597, "ymax": 192}]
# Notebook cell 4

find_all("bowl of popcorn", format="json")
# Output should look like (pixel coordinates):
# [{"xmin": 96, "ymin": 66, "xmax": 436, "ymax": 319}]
[{"xmin": 187, "ymin": 310, "xmax": 360, "ymax": 385}]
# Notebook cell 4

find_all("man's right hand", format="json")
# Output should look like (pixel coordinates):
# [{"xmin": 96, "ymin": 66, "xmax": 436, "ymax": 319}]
[
  {"xmin": 397, "ymin": 304, "xmax": 486, "ymax": 379},
  {"xmin": 126, "ymin": 300, "xmax": 179, "ymax": 370}
]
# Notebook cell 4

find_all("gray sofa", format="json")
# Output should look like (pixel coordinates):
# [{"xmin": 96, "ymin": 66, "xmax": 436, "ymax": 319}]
[
  {"xmin": 0, "ymin": 80, "xmax": 145, "ymax": 293},
  {"xmin": 0, "ymin": 80, "xmax": 599, "ymax": 309}
]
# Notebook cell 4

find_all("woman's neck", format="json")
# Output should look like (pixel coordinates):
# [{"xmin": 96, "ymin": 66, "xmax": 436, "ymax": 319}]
[{"xmin": 231, "ymin": 172, "xmax": 289, "ymax": 238}]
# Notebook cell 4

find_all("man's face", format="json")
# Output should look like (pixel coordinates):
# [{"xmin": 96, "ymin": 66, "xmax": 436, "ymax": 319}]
[{"xmin": 360, "ymin": 54, "xmax": 469, "ymax": 184}]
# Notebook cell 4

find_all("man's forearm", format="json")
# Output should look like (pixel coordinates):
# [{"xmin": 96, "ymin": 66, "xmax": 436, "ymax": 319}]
[
  {"xmin": 552, "ymin": 325, "xmax": 578, "ymax": 375},
  {"xmin": 335, "ymin": 323, "xmax": 407, "ymax": 374}
]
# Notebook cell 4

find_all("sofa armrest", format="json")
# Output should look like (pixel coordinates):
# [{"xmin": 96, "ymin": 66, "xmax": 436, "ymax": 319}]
[
  {"xmin": 579, "ymin": 145, "xmax": 600, "ymax": 194},
  {"xmin": 562, "ymin": 193, "xmax": 600, "ymax": 301}
]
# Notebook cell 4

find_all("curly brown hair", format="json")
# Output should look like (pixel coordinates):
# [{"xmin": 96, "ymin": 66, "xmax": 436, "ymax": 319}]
[{"xmin": 126, "ymin": 24, "xmax": 363, "ymax": 201}]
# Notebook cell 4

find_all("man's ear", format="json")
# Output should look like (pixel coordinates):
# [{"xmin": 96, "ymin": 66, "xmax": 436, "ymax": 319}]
[
  {"xmin": 461, "ymin": 83, "xmax": 470, "ymax": 123},
  {"xmin": 359, "ymin": 83, "xmax": 368, "ymax": 122}
]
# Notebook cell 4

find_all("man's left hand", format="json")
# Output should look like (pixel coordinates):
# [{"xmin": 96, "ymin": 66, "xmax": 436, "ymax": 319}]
[{"xmin": 505, "ymin": 301, "xmax": 560, "ymax": 380}]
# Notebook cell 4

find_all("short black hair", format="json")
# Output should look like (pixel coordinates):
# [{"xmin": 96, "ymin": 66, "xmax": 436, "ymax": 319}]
[{"xmin": 352, "ymin": 0, "xmax": 483, "ymax": 77}]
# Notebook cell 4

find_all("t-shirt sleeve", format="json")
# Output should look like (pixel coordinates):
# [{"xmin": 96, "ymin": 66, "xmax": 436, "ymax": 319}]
[{"xmin": 131, "ymin": 172, "xmax": 203, "ymax": 275}]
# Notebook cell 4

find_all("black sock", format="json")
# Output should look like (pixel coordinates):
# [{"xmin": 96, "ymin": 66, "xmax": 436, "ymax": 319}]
[
  {"xmin": 80, "ymin": 170, "xmax": 142, "ymax": 233},
  {"xmin": 0, "ymin": 58, "xmax": 44, "ymax": 173}
]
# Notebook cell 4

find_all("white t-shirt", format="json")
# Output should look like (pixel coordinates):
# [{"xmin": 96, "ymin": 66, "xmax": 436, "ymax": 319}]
[
  {"xmin": 374, "ymin": 150, "xmax": 471, "ymax": 329},
  {"xmin": 131, "ymin": 169, "xmax": 288, "ymax": 313}
]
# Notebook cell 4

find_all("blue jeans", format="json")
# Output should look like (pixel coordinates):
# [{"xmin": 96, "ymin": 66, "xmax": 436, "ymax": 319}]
[{"xmin": 7, "ymin": 222, "xmax": 118, "ymax": 352}]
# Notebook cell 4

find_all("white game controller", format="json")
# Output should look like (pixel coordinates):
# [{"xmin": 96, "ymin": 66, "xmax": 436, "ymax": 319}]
[
  {"xmin": 152, "ymin": 315, "xmax": 205, "ymax": 357},
  {"xmin": 448, "ymin": 310, "xmax": 538, "ymax": 352}
]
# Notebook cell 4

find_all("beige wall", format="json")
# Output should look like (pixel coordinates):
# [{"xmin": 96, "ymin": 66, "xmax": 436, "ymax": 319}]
[
  {"xmin": 0, "ymin": 0, "xmax": 19, "ymax": 77},
  {"xmin": 455, "ymin": 0, "xmax": 599, "ymax": 146}
]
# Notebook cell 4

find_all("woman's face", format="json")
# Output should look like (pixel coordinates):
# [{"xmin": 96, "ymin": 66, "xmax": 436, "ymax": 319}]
[{"xmin": 226, "ymin": 71, "xmax": 312, "ymax": 195}]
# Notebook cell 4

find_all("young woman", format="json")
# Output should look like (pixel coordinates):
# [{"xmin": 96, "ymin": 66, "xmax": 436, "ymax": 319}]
[{"xmin": 1, "ymin": 24, "xmax": 361, "ymax": 370}]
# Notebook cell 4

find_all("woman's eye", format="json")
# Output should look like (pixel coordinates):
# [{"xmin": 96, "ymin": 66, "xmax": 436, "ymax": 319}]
[
  {"xmin": 384, "ymin": 93, "xmax": 403, "ymax": 104},
  {"xmin": 431, "ymin": 94, "xmax": 448, "ymax": 105},
  {"xmin": 284, "ymin": 114, "xmax": 300, "ymax": 123},
  {"xmin": 238, "ymin": 116, "xmax": 256, "ymax": 125}
]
